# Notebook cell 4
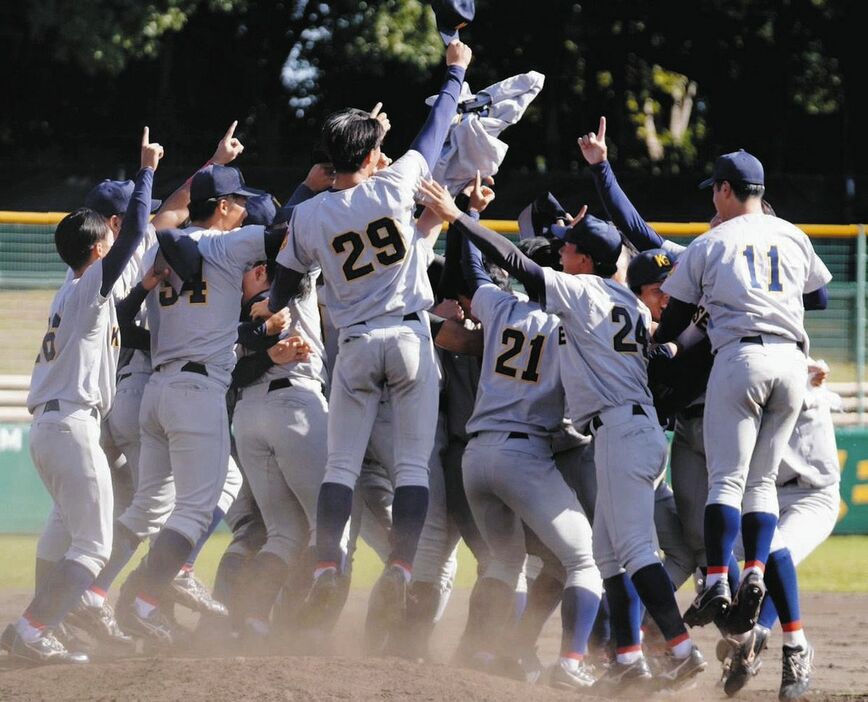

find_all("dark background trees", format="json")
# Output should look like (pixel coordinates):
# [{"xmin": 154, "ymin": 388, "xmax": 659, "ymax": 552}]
[{"xmin": 0, "ymin": 0, "xmax": 862, "ymax": 221}]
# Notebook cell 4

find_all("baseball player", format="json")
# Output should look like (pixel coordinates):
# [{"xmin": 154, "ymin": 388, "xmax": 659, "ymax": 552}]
[
  {"xmin": 655, "ymin": 150, "xmax": 831, "ymax": 698},
  {"xmin": 266, "ymin": 40, "xmax": 473, "ymax": 630},
  {"xmin": 81, "ymin": 126, "xmax": 248, "ymax": 628},
  {"xmin": 0, "ymin": 130, "xmax": 162, "ymax": 665},
  {"xmin": 114, "ymin": 163, "xmax": 283, "ymax": 645},
  {"xmin": 419, "ymin": 177, "xmax": 707, "ymax": 690}
]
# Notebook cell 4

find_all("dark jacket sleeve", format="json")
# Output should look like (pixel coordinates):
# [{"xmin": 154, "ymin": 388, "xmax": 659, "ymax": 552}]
[
  {"xmin": 409, "ymin": 65, "xmax": 465, "ymax": 169},
  {"xmin": 101, "ymin": 167, "xmax": 153, "ymax": 296}
]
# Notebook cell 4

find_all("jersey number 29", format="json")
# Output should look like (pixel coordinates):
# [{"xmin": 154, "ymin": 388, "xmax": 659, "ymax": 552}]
[{"xmin": 332, "ymin": 218, "xmax": 406, "ymax": 282}]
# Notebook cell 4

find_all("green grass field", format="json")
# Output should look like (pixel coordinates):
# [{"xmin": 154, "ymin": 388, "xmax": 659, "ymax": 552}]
[{"xmin": 0, "ymin": 534, "xmax": 866, "ymax": 594}]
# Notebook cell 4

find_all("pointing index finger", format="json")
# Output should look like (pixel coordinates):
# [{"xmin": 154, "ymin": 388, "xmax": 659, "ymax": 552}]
[
  {"xmin": 370, "ymin": 102, "xmax": 382, "ymax": 118},
  {"xmin": 224, "ymin": 120, "xmax": 238, "ymax": 140},
  {"xmin": 142, "ymin": 126, "xmax": 149, "ymax": 146},
  {"xmin": 598, "ymin": 116, "xmax": 606, "ymax": 141}
]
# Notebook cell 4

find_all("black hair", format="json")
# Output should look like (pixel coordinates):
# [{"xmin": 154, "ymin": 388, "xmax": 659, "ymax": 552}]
[
  {"xmin": 321, "ymin": 108, "xmax": 385, "ymax": 173},
  {"xmin": 54, "ymin": 208, "xmax": 110, "ymax": 270},
  {"xmin": 716, "ymin": 180, "xmax": 766, "ymax": 202},
  {"xmin": 594, "ymin": 261, "xmax": 618, "ymax": 278},
  {"xmin": 188, "ymin": 198, "xmax": 221, "ymax": 224}
]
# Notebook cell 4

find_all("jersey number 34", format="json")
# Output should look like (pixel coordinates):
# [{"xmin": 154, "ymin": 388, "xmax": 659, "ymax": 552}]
[{"xmin": 332, "ymin": 218, "xmax": 406, "ymax": 282}]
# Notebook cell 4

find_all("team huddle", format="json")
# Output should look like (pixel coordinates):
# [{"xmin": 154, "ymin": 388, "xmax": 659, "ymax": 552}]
[{"xmin": 0, "ymin": 33, "xmax": 841, "ymax": 702}]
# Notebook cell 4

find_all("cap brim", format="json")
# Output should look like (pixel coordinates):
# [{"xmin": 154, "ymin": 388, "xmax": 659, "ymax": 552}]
[
  {"xmin": 698, "ymin": 176, "xmax": 715, "ymax": 189},
  {"xmin": 149, "ymin": 199, "xmax": 163, "ymax": 214},
  {"xmin": 438, "ymin": 28, "xmax": 459, "ymax": 45},
  {"xmin": 550, "ymin": 224, "xmax": 570, "ymax": 240},
  {"xmin": 233, "ymin": 186, "xmax": 265, "ymax": 198}
]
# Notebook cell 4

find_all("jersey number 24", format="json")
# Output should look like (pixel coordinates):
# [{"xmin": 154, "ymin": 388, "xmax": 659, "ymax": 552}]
[
  {"xmin": 332, "ymin": 218, "xmax": 406, "ymax": 282},
  {"xmin": 611, "ymin": 306, "xmax": 649, "ymax": 357}
]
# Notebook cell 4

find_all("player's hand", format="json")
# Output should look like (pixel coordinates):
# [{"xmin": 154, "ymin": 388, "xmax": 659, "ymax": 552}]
[
  {"xmin": 808, "ymin": 359, "xmax": 830, "ymax": 387},
  {"xmin": 446, "ymin": 40, "xmax": 472, "ymax": 69},
  {"xmin": 431, "ymin": 298, "xmax": 465, "ymax": 323},
  {"xmin": 265, "ymin": 307, "xmax": 292, "ymax": 336},
  {"xmin": 373, "ymin": 152, "xmax": 393, "ymax": 173},
  {"xmin": 211, "ymin": 120, "xmax": 244, "ymax": 165},
  {"xmin": 578, "ymin": 116, "xmax": 608, "ymax": 165},
  {"xmin": 466, "ymin": 171, "xmax": 495, "ymax": 213},
  {"xmin": 566, "ymin": 205, "xmax": 589, "ymax": 227},
  {"xmin": 141, "ymin": 264, "xmax": 170, "ymax": 292},
  {"xmin": 140, "ymin": 127, "xmax": 165, "ymax": 171},
  {"xmin": 371, "ymin": 102, "xmax": 391, "ymax": 134},
  {"xmin": 419, "ymin": 179, "xmax": 462, "ymax": 223},
  {"xmin": 267, "ymin": 335, "xmax": 311, "ymax": 364},
  {"xmin": 250, "ymin": 297, "xmax": 271, "ymax": 320},
  {"xmin": 303, "ymin": 163, "xmax": 336, "ymax": 193}
]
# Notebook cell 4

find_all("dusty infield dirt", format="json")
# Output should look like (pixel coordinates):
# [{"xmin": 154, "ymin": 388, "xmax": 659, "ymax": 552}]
[{"xmin": 0, "ymin": 589, "xmax": 866, "ymax": 701}]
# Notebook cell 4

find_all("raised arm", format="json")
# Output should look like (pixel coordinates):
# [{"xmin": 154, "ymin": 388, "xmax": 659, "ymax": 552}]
[
  {"xmin": 409, "ymin": 41, "xmax": 472, "ymax": 169},
  {"xmin": 419, "ymin": 178, "xmax": 546, "ymax": 301},
  {"xmin": 101, "ymin": 128, "xmax": 162, "ymax": 296},
  {"xmin": 578, "ymin": 116, "xmax": 664, "ymax": 251},
  {"xmin": 150, "ymin": 121, "xmax": 245, "ymax": 230}
]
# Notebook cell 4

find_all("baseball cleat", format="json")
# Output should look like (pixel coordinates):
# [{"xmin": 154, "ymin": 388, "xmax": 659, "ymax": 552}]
[
  {"xmin": 655, "ymin": 645, "xmax": 707, "ymax": 689},
  {"xmin": 683, "ymin": 578, "xmax": 730, "ymax": 628},
  {"xmin": 3, "ymin": 626, "xmax": 89, "ymax": 665},
  {"xmin": 725, "ymin": 571, "xmax": 766, "ymax": 635},
  {"xmin": 592, "ymin": 656, "xmax": 653, "ymax": 696},
  {"xmin": 779, "ymin": 644, "xmax": 813, "ymax": 701},
  {"xmin": 66, "ymin": 603, "xmax": 136, "ymax": 650},
  {"xmin": 167, "ymin": 570, "xmax": 228, "ymax": 617},
  {"xmin": 496, "ymin": 648, "xmax": 543, "ymax": 685},
  {"xmin": 302, "ymin": 567, "xmax": 338, "ymax": 628},
  {"xmin": 723, "ymin": 625, "xmax": 769, "ymax": 697},
  {"xmin": 549, "ymin": 658, "xmax": 596, "ymax": 690},
  {"xmin": 117, "ymin": 604, "xmax": 175, "ymax": 646},
  {"xmin": 364, "ymin": 565, "xmax": 407, "ymax": 653}
]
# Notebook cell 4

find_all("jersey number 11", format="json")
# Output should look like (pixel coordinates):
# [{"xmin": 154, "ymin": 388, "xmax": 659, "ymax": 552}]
[{"xmin": 743, "ymin": 245, "xmax": 783, "ymax": 292}]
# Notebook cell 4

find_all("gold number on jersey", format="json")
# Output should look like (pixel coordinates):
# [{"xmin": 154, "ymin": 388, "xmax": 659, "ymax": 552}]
[
  {"xmin": 331, "ymin": 218, "xmax": 407, "ymax": 282},
  {"xmin": 494, "ymin": 328, "xmax": 546, "ymax": 383},
  {"xmin": 35, "ymin": 313, "xmax": 61, "ymax": 363},
  {"xmin": 159, "ymin": 271, "xmax": 208, "ymax": 307},
  {"xmin": 612, "ymin": 306, "xmax": 649, "ymax": 358}
]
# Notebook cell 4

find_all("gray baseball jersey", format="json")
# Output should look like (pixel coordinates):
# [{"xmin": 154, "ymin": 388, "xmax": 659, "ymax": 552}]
[
  {"xmin": 466, "ymin": 284, "xmax": 564, "ymax": 436},
  {"xmin": 147, "ymin": 225, "xmax": 267, "ymax": 384},
  {"xmin": 28, "ymin": 260, "xmax": 120, "ymax": 416},
  {"xmin": 276, "ymin": 151, "xmax": 435, "ymax": 329},
  {"xmin": 662, "ymin": 213, "xmax": 832, "ymax": 352},
  {"xmin": 541, "ymin": 269, "xmax": 653, "ymax": 430}
]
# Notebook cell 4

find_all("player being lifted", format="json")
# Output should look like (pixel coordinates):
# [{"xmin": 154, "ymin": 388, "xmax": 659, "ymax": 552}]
[{"xmin": 267, "ymin": 40, "xmax": 472, "ymax": 631}]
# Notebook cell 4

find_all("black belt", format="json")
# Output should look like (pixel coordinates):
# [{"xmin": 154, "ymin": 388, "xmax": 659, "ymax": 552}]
[
  {"xmin": 181, "ymin": 361, "xmax": 208, "ymax": 376},
  {"xmin": 118, "ymin": 372, "xmax": 132, "ymax": 383},
  {"xmin": 469, "ymin": 431, "xmax": 529, "ymax": 440},
  {"xmin": 740, "ymin": 335, "xmax": 804, "ymax": 352},
  {"xmin": 591, "ymin": 404, "xmax": 646, "ymax": 431},
  {"xmin": 681, "ymin": 403, "xmax": 705, "ymax": 420},
  {"xmin": 267, "ymin": 377, "xmax": 326, "ymax": 395},
  {"xmin": 43, "ymin": 399, "xmax": 98, "ymax": 419},
  {"xmin": 403, "ymin": 312, "xmax": 420, "ymax": 322}
]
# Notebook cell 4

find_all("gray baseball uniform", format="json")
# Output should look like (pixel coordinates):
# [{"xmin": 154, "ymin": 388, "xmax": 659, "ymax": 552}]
[
  {"xmin": 662, "ymin": 214, "xmax": 832, "ymax": 516},
  {"xmin": 136, "ymin": 225, "xmax": 267, "ymax": 544},
  {"xmin": 28, "ymin": 260, "xmax": 121, "ymax": 576},
  {"xmin": 462, "ymin": 284, "xmax": 599, "ymax": 593}
]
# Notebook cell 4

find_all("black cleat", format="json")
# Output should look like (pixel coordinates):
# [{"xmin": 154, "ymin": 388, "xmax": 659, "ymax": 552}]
[
  {"xmin": 656, "ymin": 645, "xmax": 707, "ymax": 689},
  {"xmin": 723, "ymin": 625, "xmax": 769, "ymax": 696},
  {"xmin": 2, "ymin": 625, "xmax": 89, "ymax": 665},
  {"xmin": 167, "ymin": 570, "xmax": 228, "ymax": 617},
  {"xmin": 593, "ymin": 656, "xmax": 653, "ymax": 696},
  {"xmin": 726, "ymin": 572, "xmax": 766, "ymax": 635},
  {"xmin": 302, "ymin": 568, "xmax": 338, "ymax": 629},
  {"xmin": 364, "ymin": 565, "xmax": 407, "ymax": 654},
  {"xmin": 66, "ymin": 603, "xmax": 136, "ymax": 650},
  {"xmin": 684, "ymin": 578, "xmax": 731, "ymax": 628},
  {"xmin": 779, "ymin": 644, "xmax": 813, "ymax": 701},
  {"xmin": 116, "ymin": 604, "xmax": 175, "ymax": 646}
]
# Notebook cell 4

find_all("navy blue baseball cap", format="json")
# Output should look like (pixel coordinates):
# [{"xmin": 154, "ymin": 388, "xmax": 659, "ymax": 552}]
[
  {"xmin": 552, "ymin": 214, "xmax": 622, "ymax": 268},
  {"xmin": 244, "ymin": 193, "xmax": 278, "ymax": 226},
  {"xmin": 155, "ymin": 228, "xmax": 202, "ymax": 283},
  {"xmin": 626, "ymin": 248, "xmax": 677, "ymax": 294},
  {"xmin": 190, "ymin": 164, "xmax": 262, "ymax": 203},
  {"xmin": 85, "ymin": 179, "xmax": 162, "ymax": 217},
  {"xmin": 431, "ymin": 0, "xmax": 475, "ymax": 45},
  {"xmin": 699, "ymin": 149, "xmax": 764, "ymax": 189}
]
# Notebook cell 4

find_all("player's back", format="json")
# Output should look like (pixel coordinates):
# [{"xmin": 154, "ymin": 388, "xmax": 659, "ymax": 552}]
[
  {"xmin": 28, "ymin": 261, "xmax": 119, "ymax": 415},
  {"xmin": 542, "ymin": 270, "xmax": 653, "ymax": 430},
  {"xmin": 284, "ymin": 152, "xmax": 433, "ymax": 329},
  {"xmin": 467, "ymin": 284, "xmax": 564, "ymax": 437},
  {"xmin": 149, "ymin": 225, "xmax": 265, "ymax": 382},
  {"xmin": 681, "ymin": 214, "xmax": 830, "ymax": 351}
]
